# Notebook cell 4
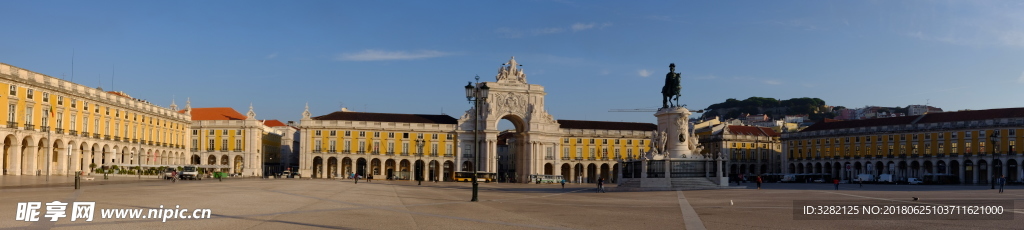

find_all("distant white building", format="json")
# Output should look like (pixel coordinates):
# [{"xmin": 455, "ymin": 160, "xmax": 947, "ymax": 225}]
[
  {"xmin": 784, "ymin": 115, "xmax": 808, "ymax": 123},
  {"xmin": 908, "ymin": 105, "xmax": 943, "ymax": 116},
  {"xmin": 747, "ymin": 119, "xmax": 784, "ymax": 128}
]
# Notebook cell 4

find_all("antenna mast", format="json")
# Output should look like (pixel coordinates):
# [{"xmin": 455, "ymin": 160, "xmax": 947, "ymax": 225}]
[{"xmin": 70, "ymin": 49, "xmax": 75, "ymax": 82}]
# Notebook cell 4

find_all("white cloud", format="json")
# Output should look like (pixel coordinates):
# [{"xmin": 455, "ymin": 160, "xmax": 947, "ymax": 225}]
[
  {"xmin": 1018, "ymin": 71, "xmax": 1024, "ymax": 83},
  {"xmin": 762, "ymin": 80, "xmax": 782, "ymax": 85},
  {"xmin": 266, "ymin": 53, "xmax": 278, "ymax": 59},
  {"xmin": 907, "ymin": 31, "xmax": 957, "ymax": 44},
  {"xmin": 336, "ymin": 50, "xmax": 451, "ymax": 61},
  {"xmin": 638, "ymin": 69, "xmax": 650, "ymax": 77},
  {"xmin": 498, "ymin": 22, "xmax": 611, "ymax": 38},
  {"xmin": 999, "ymin": 30, "xmax": 1024, "ymax": 48},
  {"xmin": 532, "ymin": 27, "xmax": 564, "ymax": 35},
  {"xmin": 571, "ymin": 23, "xmax": 596, "ymax": 32}
]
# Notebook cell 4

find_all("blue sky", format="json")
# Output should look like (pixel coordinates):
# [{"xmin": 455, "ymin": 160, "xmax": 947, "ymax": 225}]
[{"xmin": 2, "ymin": 1, "xmax": 1023, "ymax": 129}]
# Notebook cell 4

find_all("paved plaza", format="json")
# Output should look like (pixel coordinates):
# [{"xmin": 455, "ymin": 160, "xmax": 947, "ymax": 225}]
[{"xmin": 2, "ymin": 177, "xmax": 1023, "ymax": 229}]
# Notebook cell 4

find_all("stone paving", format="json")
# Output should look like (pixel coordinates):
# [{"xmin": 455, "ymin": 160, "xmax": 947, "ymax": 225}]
[
  {"xmin": 1, "ymin": 177, "xmax": 1023, "ymax": 229},
  {"xmin": 0, "ymin": 173, "xmax": 165, "ymax": 189},
  {"xmin": 689, "ymin": 182, "xmax": 1024, "ymax": 230}
]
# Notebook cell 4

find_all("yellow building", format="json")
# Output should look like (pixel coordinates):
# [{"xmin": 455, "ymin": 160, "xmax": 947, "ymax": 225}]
[
  {"xmin": 298, "ymin": 108, "xmax": 460, "ymax": 180},
  {"xmin": 783, "ymin": 107, "xmax": 1024, "ymax": 184},
  {"xmin": 184, "ymin": 105, "xmax": 283, "ymax": 176},
  {"xmin": 553, "ymin": 120, "xmax": 653, "ymax": 183},
  {"xmin": 0, "ymin": 62, "xmax": 190, "ymax": 176},
  {"xmin": 298, "ymin": 107, "xmax": 655, "ymax": 183},
  {"xmin": 697, "ymin": 124, "xmax": 782, "ymax": 178}
]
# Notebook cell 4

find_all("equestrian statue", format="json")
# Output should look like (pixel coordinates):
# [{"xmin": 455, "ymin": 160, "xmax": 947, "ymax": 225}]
[{"xmin": 662, "ymin": 63, "xmax": 682, "ymax": 108}]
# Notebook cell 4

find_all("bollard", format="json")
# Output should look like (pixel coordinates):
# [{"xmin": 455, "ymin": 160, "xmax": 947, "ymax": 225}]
[{"xmin": 75, "ymin": 172, "xmax": 81, "ymax": 189}]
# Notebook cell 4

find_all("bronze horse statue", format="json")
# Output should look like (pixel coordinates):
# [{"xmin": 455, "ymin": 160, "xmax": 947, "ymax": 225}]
[{"xmin": 662, "ymin": 63, "xmax": 681, "ymax": 108}]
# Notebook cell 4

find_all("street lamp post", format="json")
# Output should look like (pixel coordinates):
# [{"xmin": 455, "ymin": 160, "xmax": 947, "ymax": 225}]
[
  {"xmin": 417, "ymin": 138, "xmax": 425, "ymax": 185},
  {"xmin": 66, "ymin": 147, "xmax": 71, "ymax": 177},
  {"xmin": 990, "ymin": 133, "xmax": 998, "ymax": 189},
  {"xmin": 134, "ymin": 149, "xmax": 141, "ymax": 179},
  {"xmin": 464, "ymin": 75, "xmax": 489, "ymax": 202}
]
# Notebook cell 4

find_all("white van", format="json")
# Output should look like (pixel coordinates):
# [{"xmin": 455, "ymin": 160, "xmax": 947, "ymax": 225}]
[
  {"xmin": 878, "ymin": 174, "xmax": 894, "ymax": 183},
  {"xmin": 781, "ymin": 174, "xmax": 797, "ymax": 182},
  {"xmin": 907, "ymin": 178, "xmax": 923, "ymax": 185},
  {"xmin": 855, "ymin": 174, "xmax": 873, "ymax": 183}
]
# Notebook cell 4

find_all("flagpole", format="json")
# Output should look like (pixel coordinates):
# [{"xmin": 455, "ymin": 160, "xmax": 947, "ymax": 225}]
[{"xmin": 46, "ymin": 106, "xmax": 55, "ymax": 182}]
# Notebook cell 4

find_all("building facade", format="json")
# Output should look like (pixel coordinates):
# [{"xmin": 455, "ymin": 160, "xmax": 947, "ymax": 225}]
[
  {"xmin": 697, "ymin": 124, "xmax": 782, "ymax": 177},
  {"xmin": 553, "ymin": 120, "xmax": 653, "ymax": 183},
  {"xmin": 0, "ymin": 63, "xmax": 191, "ymax": 176},
  {"xmin": 783, "ymin": 107, "xmax": 1024, "ymax": 184},
  {"xmin": 297, "ymin": 108, "xmax": 460, "ymax": 181},
  {"xmin": 185, "ymin": 106, "xmax": 280, "ymax": 176},
  {"xmin": 264, "ymin": 119, "xmax": 297, "ymax": 175},
  {"xmin": 295, "ymin": 108, "xmax": 655, "ymax": 183}
]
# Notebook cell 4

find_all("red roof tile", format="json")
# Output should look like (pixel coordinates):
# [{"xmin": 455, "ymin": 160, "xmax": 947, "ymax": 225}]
[
  {"xmin": 727, "ymin": 125, "xmax": 779, "ymax": 137},
  {"xmin": 263, "ymin": 120, "xmax": 287, "ymax": 127},
  {"xmin": 107, "ymin": 91, "xmax": 130, "ymax": 98},
  {"xmin": 182, "ymin": 107, "xmax": 247, "ymax": 121},
  {"xmin": 557, "ymin": 120, "xmax": 656, "ymax": 131},
  {"xmin": 799, "ymin": 107, "xmax": 1024, "ymax": 133},
  {"xmin": 916, "ymin": 107, "xmax": 1024, "ymax": 124},
  {"xmin": 313, "ymin": 111, "xmax": 457, "ymax": 124},
  {"xmin": 800, "ymin": 116, "xmax": 918, "ymax": 132}
]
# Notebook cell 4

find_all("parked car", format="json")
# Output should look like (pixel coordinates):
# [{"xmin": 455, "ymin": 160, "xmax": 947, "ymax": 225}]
[{"xmin": 907, "ymin": 178, "xmax": 923, "ymax": 185}]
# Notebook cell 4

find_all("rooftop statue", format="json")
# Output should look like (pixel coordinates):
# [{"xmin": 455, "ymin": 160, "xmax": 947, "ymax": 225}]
[{"xmin": 496, "ymin": 56, "xmax": 527, "ymax": 84}]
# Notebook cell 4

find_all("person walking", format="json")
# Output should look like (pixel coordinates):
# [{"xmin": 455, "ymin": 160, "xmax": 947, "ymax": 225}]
[
  {"xmin": 998, "ymin": 175, "xmax": 1006, "ymax": 193},
  {"xmin": 756, "ymin": 176, "xmax": 763, "ymax": 190},
  {"xmin": 597, "ymin": 178, "xmax": 606, "ymax": 193},
  {"xmin": 354, "ymin": 173, "xmax": 359, "ymax": 184},
  {"xmin": 833, "ymin": 178, "xmax": 840, "ymax": 190},
  {"xmin": 171, "ymin": 171, "xmax": 178, "ymax": 183},
  {"xmin": 561, "ymin": 179, "xmax": 566, "ymax": 189},
  {"xmin": 858, "ymin": 177, "xmax": 863, "ymax": 188}
]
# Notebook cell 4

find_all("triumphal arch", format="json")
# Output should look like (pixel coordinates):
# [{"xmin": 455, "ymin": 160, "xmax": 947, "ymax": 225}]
[{"xmin": 457, "ymin": 57, "xmax": 563, "ymax": 183}]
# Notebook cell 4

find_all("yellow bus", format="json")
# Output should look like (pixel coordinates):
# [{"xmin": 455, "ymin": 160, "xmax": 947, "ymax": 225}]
[{"xmin": 454, "ymin": 172, "xmax": 495, "ymax": 182}]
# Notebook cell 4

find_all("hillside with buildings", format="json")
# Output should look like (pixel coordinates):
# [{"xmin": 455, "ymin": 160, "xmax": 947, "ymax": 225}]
[
  {"xmin": 697, "ymin": 97, "xmax": 946, "ymax": 134},
  {"xmin": 701, "ymin": 97, "xmax": 833, "ymax": 121}
]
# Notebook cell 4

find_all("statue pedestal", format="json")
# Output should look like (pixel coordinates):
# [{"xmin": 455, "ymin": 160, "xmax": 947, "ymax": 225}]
[
  {"xmin": 616, "ymin": 158, "xmax": 740, "ymax": 191},
  {"xmin": 654, "ymin": 107, "xmax": 693, "ymax": 159},
  {"xmin": 614, "ymin": 106, "xmax": 740, "ymax": 191}
]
